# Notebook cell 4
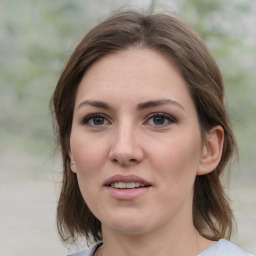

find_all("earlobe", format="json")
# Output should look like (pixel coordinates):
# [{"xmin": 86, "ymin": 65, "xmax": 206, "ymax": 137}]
[
  {"xmin": 197, "ymin": 125, "xmax": 224, "ymax": 175},
  {"xmin": 70, "ymin": 160, "xmax": 76, "ymax": 173},
  {"xmin": 69, "ymin": 152, "xmax": 77, "ymax": 173}
]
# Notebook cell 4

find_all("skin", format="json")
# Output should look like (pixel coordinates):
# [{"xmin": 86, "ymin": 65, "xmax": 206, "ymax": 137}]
[{"xmin": 70, "ymin": 48, "xmax": 224, "ymax": 256}]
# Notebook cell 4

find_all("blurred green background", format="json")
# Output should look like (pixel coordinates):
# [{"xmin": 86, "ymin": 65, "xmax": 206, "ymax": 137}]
[{"xmin": 0, "ymin": 0, "xmax": 255, "ymax": 255}]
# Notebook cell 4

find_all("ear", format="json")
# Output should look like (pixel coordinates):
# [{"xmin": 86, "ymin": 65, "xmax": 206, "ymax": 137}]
[
  {"xmin": 197, "ymin": 125, "xmax": 224, "ymax": 175},
  {"xmin": 69, "ymin": 152, "xmax": 77, "ymax": 173}
]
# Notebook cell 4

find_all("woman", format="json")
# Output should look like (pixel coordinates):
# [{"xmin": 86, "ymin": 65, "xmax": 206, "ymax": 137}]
[{"xmin": 52, "ymin": 10, "xmax": 254, "ymax": 256}]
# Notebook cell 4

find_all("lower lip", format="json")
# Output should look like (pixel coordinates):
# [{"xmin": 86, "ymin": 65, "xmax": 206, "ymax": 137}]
[{"xmin": 105, "ymin": 186, "xmax": 151, "ymax": 200}]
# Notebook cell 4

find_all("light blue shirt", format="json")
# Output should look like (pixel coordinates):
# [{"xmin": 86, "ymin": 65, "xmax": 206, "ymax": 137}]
[
  {"xmin": 68, "ymin": 239, "xmax": 254, "ymax": 256},
  {"xmin": 198, "ymin": 239, "xmax": 254, "ymax": 256}
]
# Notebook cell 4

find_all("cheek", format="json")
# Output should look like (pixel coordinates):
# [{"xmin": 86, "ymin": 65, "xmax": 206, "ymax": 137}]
[
  {"xmin": 70, "ymin": 132, "xmax": 108, "ymax": 178},
  {"xmin": 150, "ymin": 131, "xmax": 202, "ymax": 183},
  {"xmin": 149, "ymin": 133, "xmax": 202, "ymax": 214},
  {"xmin": 70, "ymin": 134, "xmax": 108, "ymax": 208}
]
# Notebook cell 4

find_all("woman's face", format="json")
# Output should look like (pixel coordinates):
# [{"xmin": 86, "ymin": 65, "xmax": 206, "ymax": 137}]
[{"xmin": 70, "ymin": 48, "xmax": 205, "ymax": 235}]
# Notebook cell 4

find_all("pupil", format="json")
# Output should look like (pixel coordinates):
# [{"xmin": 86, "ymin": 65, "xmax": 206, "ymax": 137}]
[
  {"xmin": 153, "ymin": 116, "xmax": 165, "ymax": 125},
  {"xmin": 93, "ymin": 117, "xmax": 104, "ymax": 125}
]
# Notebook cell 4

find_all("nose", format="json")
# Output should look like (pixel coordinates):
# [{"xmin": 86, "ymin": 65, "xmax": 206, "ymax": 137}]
[{"xmin": 108, "ymin": 123, "xmax": 144, "ymax": 167}]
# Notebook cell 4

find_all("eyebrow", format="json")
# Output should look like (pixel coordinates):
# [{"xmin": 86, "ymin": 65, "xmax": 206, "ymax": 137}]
[
  {"xmin": 77, "ymin": 99, "xmax": 185, "ymax": 111},
  {"xmin": 77, "ymin": 100, "xmax": 113, "ymax": 110},
  {"xmin": 137, "ymin": 99, "xmax": 185, "ymax": 111}
]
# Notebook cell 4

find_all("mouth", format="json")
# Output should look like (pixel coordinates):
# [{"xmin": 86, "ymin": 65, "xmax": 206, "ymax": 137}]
[
  {"xmin": 110, "ymin": 182, "xmax": 149, "ymax": 189},
  {"xmin": 104, "ymin": 174, "xmax": 152, "ymax": 188},
  {"xmin": 104, "ymin": 174, "xmax": 152, "ymax": 199}
]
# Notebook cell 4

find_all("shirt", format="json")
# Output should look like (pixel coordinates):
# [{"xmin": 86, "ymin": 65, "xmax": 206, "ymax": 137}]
[{"xmin": 68, "ymin": 239, "xmax": 254, "ymax": 256}]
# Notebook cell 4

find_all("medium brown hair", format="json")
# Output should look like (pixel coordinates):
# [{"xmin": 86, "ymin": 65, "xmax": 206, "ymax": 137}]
[{"xmin": 52, "ymin": 10, "xmax": 236, "ymax": 245}]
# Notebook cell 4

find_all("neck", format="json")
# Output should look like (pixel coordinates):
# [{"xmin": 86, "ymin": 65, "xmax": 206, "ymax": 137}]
[{"xmin": 100, "ymin": 217, "xmax": 214, "ymax": 256}]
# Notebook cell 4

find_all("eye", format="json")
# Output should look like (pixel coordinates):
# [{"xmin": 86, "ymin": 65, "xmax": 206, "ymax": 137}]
[
  {"xmin": 81, "ymin": 114, "xmax": 110, "ymax": 127},
  {"xmin": 146, "ymin": 113, "xmax": 175, "ymax": 126}
]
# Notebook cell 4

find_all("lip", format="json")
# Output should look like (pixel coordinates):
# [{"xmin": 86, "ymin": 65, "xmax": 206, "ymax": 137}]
[
  {"xmin": 104, "ymin": 174, "xmax": 151, "ymax": 186},
  {"xmin": 104, "ymin": 174, "xmax": 152, "ymax": 200}
]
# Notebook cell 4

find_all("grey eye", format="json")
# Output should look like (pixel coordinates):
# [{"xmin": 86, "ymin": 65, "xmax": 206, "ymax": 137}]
[
  {"xmin": 146, "ymin": 113, "xmax": 175, "ymax": 126},
  {"xmin": 82, "ymin": 114, "xmax": 110, "ymax": 126},
  {"xmin": 92, "ymin": 116, "xmax": 105, "ymax": 125},
  {"xmin": 152, "ymin": 116, "xmax": 166, "ymax": 125}
]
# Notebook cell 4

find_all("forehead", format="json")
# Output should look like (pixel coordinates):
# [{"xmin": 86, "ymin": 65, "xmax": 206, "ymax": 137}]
[{"xmin": 75, "ymin": 48, "xmax": 194, "ymax": 111}]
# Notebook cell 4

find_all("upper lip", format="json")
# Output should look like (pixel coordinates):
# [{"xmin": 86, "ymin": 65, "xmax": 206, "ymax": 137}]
[{"xmin": 104, "ymin": 174, "xmax": 152, "ymax": 186}]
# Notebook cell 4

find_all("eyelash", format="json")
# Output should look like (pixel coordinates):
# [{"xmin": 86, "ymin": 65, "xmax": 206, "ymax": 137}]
[
  {"xmin": 81, "ymin": 112, "xmax": 176, "ymax": 127},
  {"xmin": 81, "ymin": 113, "xmax": 110, "ymax": 126},
  {"xmin": 145, "ymin": 112, "xmax": 176, "ymax": 127}
]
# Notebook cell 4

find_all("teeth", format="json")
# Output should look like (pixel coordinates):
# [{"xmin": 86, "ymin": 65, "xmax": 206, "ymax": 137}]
[{"xmin": 110, "ymin": 182, "xmax": 146, "ymax": 189}]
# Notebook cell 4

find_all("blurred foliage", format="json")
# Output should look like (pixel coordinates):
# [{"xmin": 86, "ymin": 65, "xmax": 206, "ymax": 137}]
[
  {"xmin": 178, "ymin": 0, "xmax": 256, "ymax": 174},
  {"xmin": 0, "ymin": 0, "xmax": 255, "ymax": 176}
]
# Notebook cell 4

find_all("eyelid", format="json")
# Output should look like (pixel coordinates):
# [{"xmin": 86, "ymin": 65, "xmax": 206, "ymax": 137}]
[
  {"xmin": 144, "ymin": 112, "xmax": 176, "ymax": 126},
  {"xmin": 81, "ymin": 113, "xmax": 111, "ymax": 126},
  {"xmin": 80, "ymin": 112, "xmax": 176, "ymax": 127},
  {"xmin": 147, "ymin": 112, "xmax": 175, "ymax": 120}
]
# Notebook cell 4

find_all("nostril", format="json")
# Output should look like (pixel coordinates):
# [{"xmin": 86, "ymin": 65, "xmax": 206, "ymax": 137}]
[
  {"xmin": 112, "ymin": 159, "xmax": 119, "ymax": 164},
  {"xmin": 111, "ymin": 158, "xmax": 137, "ymax": 166}
]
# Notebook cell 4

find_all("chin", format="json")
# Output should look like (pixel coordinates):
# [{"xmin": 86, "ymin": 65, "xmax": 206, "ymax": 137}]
[
  {"xmin": 102, "ymin": 214, "xmax": 154, "ymax": 235},
  {"xmin": 109, "ymin": 224, "xmax": 150, "ymax": 235}
]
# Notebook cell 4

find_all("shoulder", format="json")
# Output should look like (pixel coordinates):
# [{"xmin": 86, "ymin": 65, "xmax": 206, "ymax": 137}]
[
  {"xmin": 67, "ymin": 242, "xmax": 102, "ymax": 256},
  {"xmin": 199, "ymin": 239, "xmax": 254, "ymax": 256}
]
